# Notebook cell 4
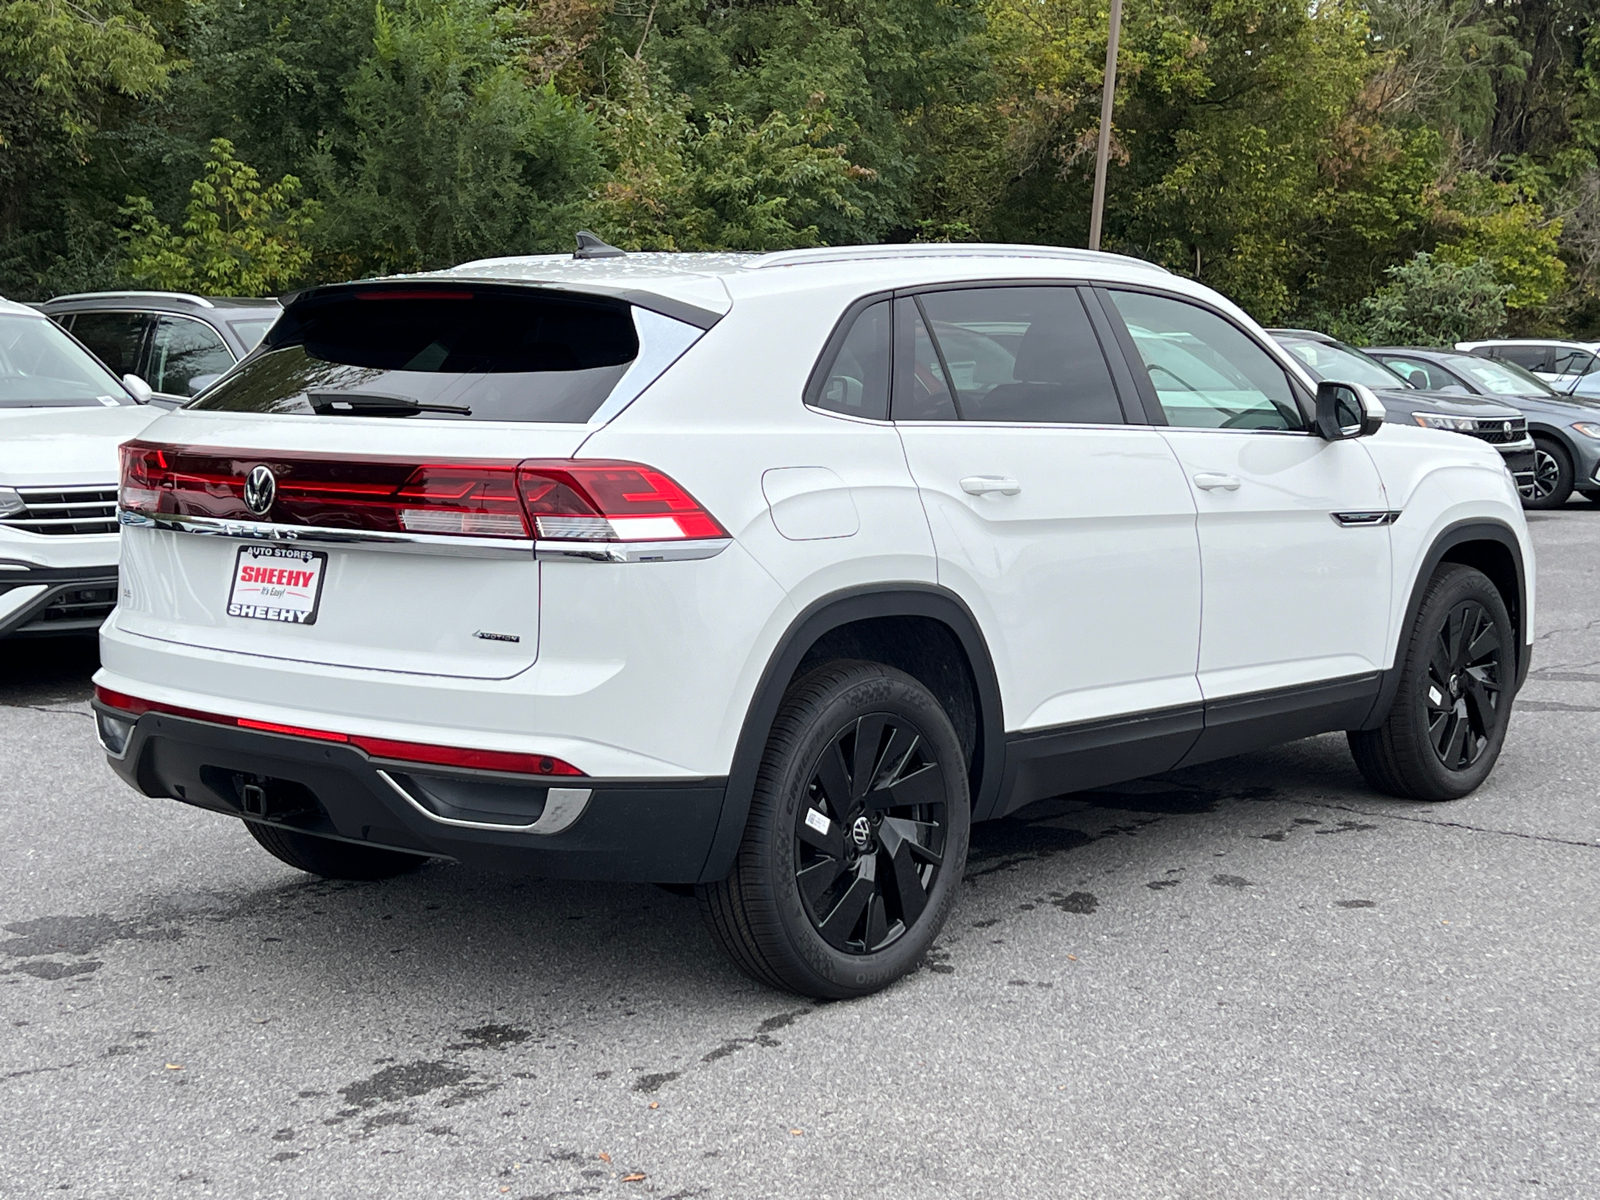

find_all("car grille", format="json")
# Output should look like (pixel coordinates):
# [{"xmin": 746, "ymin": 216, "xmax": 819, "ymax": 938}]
[
  {"xmin": 1468, "ymin": 418, "xmax": 1528, "ymax": 445},
  {"xmin": 0, "ymin": 485, "xmax": 119, "ymax": 535}
]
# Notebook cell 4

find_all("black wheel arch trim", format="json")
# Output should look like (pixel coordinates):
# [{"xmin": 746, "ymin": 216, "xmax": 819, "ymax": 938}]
[
  {"xmin": 1358, "ymin": 518, "xmax": 1530, "ymax": 730},
  {"xmin": 697, "ymin": 583, "xmax": 1006, "ymax": 883}
]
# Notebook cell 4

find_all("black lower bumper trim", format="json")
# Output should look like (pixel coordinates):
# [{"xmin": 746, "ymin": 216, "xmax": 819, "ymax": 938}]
[
  {"xmin": 0, "ymin": 563, "xmax": 118, "ymax": 637},
  {"xmin": 101, "ymin": 708, "xmax": 729, "ymax": 883}
]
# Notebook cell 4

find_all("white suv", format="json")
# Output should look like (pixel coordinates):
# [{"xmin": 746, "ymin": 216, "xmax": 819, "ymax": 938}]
[{"xmin": 95, "ymin": 243, "xmax": 1534, "ymax": 998}]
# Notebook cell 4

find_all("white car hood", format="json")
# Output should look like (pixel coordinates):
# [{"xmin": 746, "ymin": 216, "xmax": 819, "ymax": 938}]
[{"xmin": 0, "ymin": 405, "xmax": 165, "ymax": 488}]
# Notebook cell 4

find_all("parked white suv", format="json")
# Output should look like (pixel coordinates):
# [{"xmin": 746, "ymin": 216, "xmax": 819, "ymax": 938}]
[
  {"xmin": 0, "ymin": 298, "xmax": 164, "ymax": 638},
  {"xmin": 95, "ymin": 243, "xmax": 1534, "ymax": 998}
]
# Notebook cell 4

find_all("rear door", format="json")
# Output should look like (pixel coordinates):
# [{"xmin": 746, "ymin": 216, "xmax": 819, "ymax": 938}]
[
  {"xmin": 1100, "ymin": 288, "xmax": 1392, "ymax": 718},
  {"xmin": 892, "ymin": 284, "xmax": 1204, "ymax": 769}
]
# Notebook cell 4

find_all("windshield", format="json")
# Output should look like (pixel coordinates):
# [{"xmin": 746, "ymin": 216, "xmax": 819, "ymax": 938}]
[
  {"xmin": 0, "ymin": 314, "xmax": 131, "ymax": 408},
  {"xmin": 1445, "ymin": 354, "xmax": 1557, "ymax": 396},
  {"xmin": 1275, "ymin": 336, "xmax": 1408, "ymax": 389},
  {"xmin": 192, "ymin": 288, "xmax": 652, "ymax": 423}
]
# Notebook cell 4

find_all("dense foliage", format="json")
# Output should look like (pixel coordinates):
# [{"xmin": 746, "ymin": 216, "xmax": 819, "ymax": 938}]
[{"xmin": 2, "ymin": 0, "xmax": 1597, "ymax": 339}]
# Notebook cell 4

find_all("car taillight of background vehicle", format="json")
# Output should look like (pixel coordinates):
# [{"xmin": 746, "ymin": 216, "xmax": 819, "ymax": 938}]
[{"xmin": 118, "ymin": 444, "xmax": 728, "ymax": 543}]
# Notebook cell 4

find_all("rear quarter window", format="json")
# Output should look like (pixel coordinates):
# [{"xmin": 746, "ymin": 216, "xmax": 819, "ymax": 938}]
[{"xmin": 192, "ymin": 288, "xmax": 646, "ymax": 423}]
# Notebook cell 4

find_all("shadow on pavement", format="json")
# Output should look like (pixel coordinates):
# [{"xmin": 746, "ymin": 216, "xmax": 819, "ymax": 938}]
[{"xmin": 0, "ymin": 633, "xmax": 98, "ymax": 707}]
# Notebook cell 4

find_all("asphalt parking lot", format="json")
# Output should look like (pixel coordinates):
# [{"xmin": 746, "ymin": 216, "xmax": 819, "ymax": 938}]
[{"xmin": 3, "ymin": 506, "xmax": 1598, "ymax": 1200}]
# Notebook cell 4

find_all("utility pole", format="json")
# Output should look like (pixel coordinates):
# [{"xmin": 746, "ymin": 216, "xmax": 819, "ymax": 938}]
[{"xmin": 1088, "ymin": 0, "xmax": 1123, "ymax": 252}]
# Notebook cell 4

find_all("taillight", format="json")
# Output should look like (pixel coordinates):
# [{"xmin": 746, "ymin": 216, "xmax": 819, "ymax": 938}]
[
  {"xmin": 395, "ymin": 463, "xmax": 526, "ymax": 537},
  {"xmin": 517, "ymin": 461, "xmax": 728, "ymax": 541},
  {"xmin": 119, "ymin": 442, "xmax": 727, "ymax": 545},
  {"xmin": 119, "ymin": 443, "xmax": 169, "ymax": 515},
  {"xmin": 93, "ymin": 686, "xmax": 584, "ymax": 777}
]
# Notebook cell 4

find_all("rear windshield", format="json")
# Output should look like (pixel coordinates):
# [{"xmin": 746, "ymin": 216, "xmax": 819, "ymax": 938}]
[
  {"xmin": 191, "ymin": 289, "xmax": 641, "ymax": 423},
  {"xmin": 0, "ymin": 313, "xmax": 132, "ymax": 407}
]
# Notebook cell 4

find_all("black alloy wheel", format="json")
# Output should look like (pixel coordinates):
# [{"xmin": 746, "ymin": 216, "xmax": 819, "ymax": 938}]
[
  {"xmin": 1518, "ymin": 437, "xmax": 1574, "ymax": 508},
  {"xmin": 794, "ymin": 712, "xmax": 949, "ymax": 954},
  {"xmin": 1422, "ymin": 599, "xmax": 1504, "ymax": 771},
  {"xmin": 698, "ymin": 660, "xmax": 970, "ymax": 999},
  {"xmin": 1348, "ymin": 563, "xmax": 1516, "ymax": 801}
]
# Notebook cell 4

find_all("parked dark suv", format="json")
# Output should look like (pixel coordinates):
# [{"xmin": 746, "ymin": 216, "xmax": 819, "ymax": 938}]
[
  {"xmin": 40, "ymin": 292, "xmax": 280, "ymax": 404},
  {"xmin": 1268, "ymin": 329, "xmax": 1536, "ymax": 492}
]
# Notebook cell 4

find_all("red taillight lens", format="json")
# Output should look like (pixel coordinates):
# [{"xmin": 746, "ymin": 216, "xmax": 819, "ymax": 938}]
[
  {"xmin": 395, "ymin": 463, "xmax": 527, "ymax": 538},
  {"xmin": 517, "ymin": 461, "xmax": 728, "ymax": 541},
  {"xmin": 94, "ymin": 686, "xmax": 584, "ymax": 777},
  {"xmin": 119, "ymin": 443, "xmax": 170, "ymax": 515},
  {"xmin": 118, "ymin": 443, "xmax": 725, "ymax": 543}
]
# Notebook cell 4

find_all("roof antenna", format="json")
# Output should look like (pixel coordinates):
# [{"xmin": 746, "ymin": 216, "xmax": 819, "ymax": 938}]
[{"xmin": 573, "ymin": 230, "xmax": 625, "ymax": 260}]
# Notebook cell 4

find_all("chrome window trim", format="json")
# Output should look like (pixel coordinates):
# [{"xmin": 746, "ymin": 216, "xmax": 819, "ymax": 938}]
[{"xmin": 118, "ymin": 509, "xmax": 730, "ymax": 562}]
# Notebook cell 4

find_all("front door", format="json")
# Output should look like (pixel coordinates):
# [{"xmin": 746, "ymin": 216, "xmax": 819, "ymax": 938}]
[
  {"xmin": 890, "ymin": 284, "xmax": 1204, "ymax": 807},
  {"xmin": 1100, "ymin": 288, "xmax": 1392, "ymax": 756}
]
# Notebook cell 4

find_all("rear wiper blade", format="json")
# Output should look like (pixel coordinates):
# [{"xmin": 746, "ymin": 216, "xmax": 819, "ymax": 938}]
[{"xmin": 307, "ymin": 391, "xmax": 471, "ymax": 416}]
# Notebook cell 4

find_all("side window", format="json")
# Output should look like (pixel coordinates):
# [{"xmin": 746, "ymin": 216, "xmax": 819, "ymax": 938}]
[
  {"xmin": 1490, "ymin": 344, "xmax": 1549, "ymax": 372},
  {"xmin": 68, "ymin": 312, "xmax": 149, "ymax": 378},
  {"xmin": 892, "ymin": 296, "xmax": 959, "ymax": 420},
  {"xmin": 1383, "ymin": 356, "xmax": 1457, "ymax": 391},
  {"xmin": 1105, "ymin": 290, "xmax": 1303, "ymax": 431},
  {"xmin": 149, "ymin": 315, "xmax": 234, "ymax": 396},
  {"xmin": 809, "ymin": 301, "xmax": 890, "ymax": 420},
  {"xmin": 1551, "ymin": 348, "xmax": 1599, "ymax": 377},
  {"xmin": 909, "ymin": 287, "xmax": 1123, "ymax": 424}
]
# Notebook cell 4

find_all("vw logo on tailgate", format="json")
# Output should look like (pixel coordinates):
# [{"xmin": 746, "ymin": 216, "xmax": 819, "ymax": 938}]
[{"xmin": 244, "ymin": 465, "xmax": 277, "ymax": 516}]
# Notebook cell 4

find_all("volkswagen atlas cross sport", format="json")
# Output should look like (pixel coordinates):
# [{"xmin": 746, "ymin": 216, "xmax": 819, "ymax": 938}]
[{"xmin": 94, "ymin": 241, "xmax": 1534, "ymax": 999}]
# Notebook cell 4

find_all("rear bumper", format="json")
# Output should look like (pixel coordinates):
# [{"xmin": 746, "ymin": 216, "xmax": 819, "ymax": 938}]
[
  {"xmin": 97, "ymin": 704, "xmax": 728, "ymax": 883},
  {"xmin": 0, "ymin": 562, "xmax": 118, "ymax": 637}
]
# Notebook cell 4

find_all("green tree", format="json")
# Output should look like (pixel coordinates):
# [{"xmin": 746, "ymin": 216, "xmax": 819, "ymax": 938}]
[
  {"xmin": 122, "ymin": 138, "xmax": 318, "ymax": 294},
  {"xmin": 314, "ymin": 0, "xmax": 602, "ymax": 274},
  {"xmin": 0, "ymin": 0, "xmax": 173, "ymax": 295},
  {"xmin": 1354, "ymin": 251, "xmax": 1509, "ymax": 346}
]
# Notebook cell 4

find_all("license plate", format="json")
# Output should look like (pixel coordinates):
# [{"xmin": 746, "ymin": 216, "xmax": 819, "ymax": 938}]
[{"xmin": 227, "ymin": 545, "xmax": 327, "ymax": 626}]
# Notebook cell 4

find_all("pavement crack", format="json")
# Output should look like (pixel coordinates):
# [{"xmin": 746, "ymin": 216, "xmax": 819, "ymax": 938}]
[
  {"xmin": 3, "ymin": 1062, "xmax": 79, "ymax": 1082},
  {"xmin": 1283, "ymin": 799, "xmax": 1600, "ymax": 851}
]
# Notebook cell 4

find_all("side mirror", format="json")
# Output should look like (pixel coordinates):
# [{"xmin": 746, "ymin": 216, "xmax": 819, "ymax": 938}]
[
  {"xmin": 121, "ymin": 374, "xmax": 154, "ymax": 405},
  {"xmin": 1315, "ymin": 380, "xmax": 1385, "ymax": 440},
  {"xmin": 187, "ymin": 373, "xmax": 222, "ymax": 396}
]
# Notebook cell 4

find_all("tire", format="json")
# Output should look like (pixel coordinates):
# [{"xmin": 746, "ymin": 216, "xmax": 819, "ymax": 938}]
[
  {"xmin": 1348, "ymin": 564, "xmax": 1515, "ymax": 801},
  {"xmin": 697, "ymin": 660, "xmax": 971, "ymax": 999},
  {"xmin": 1518, "ymin": 437, "xmax": 1574, "ymax": 509},
  {"xmin": 245, "ymin": 821, "xmax": 430, "ymax": 880}
]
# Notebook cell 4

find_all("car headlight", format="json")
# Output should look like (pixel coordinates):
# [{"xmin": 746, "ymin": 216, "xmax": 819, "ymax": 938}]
[
  {"xmin": 1413, "ymin": 412, "xmax": 1478, "ymax": 433},
  {"xmin": 1571, "ymin": 422, "xmax": 1600, "ymax": 439},
  {"xmin": 0, "ymin": 487, "xmax": 24, "ymax": 518}
]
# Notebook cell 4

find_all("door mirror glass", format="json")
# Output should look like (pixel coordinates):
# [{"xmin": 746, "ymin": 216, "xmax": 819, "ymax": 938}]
[
  {"xmin": 1315, "ymin": 381, "xmax": 1384, "ymax": 440},
  {"xmin": 121, "ymin": 373, "xmax": 154, "ymax": 404}
]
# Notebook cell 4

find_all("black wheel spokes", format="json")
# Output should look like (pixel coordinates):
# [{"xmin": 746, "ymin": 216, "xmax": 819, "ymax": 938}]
[
  {"xmin": 1424, "ymin": 600, "xmax": 1503, "ymax": 772},
  {"xmin": 795, "ymin": 713, "xmax": 948, "ymax": 955}
]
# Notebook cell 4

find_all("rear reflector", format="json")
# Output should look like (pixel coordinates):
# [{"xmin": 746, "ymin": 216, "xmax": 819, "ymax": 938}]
[
  {"xmin": 94, "ymin": 686, "xmax": 584, "ymax": 777},
  {"xmin": 119, "ymin": 444, "xmax": 727, "ymax": 543}
]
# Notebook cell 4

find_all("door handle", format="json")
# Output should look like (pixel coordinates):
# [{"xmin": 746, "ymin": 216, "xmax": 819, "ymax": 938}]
[
  {"xmin": 1192, "ymin": 472, "xmax": 1241, "ymax": 491},
  {"xmin": 960, "ymin": 476, "xmax": 1022, "ymax": 496}
]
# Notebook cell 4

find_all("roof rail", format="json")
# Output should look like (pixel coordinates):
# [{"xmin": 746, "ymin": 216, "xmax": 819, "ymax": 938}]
[
  {"xmin": 746, "ymin": 243, "xmax": 1169, "ymax": 274},
  {"xmin": 44, "ymin": 290, "xmax": 216, "ymax": 308}
]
